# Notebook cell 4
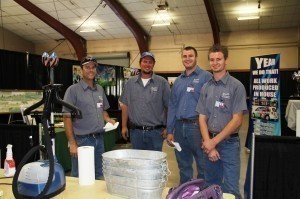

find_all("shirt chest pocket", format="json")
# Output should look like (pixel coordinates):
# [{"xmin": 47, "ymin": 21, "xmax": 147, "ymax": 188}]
[
  {"xmin": 77, "ymin": 93, "xmax": 97, "ymax": 114},
  {"xmin": 147, "ymin": 87, "xmax": 160, "ymax": 104}
]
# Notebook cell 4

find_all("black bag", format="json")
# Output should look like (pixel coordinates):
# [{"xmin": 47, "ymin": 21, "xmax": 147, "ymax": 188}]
[{"xmin": 166, "ymin": 178, "xmax": 223, "ymax": 199}]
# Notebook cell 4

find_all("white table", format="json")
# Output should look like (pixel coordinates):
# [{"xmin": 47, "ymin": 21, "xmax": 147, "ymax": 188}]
[
  {"xmin": 0, "ymin": 174, "xmax": 169, "ymax": 199},
  {"xmin": 285, "ymin": 100, "xmax": 300, "ymax": 135}
]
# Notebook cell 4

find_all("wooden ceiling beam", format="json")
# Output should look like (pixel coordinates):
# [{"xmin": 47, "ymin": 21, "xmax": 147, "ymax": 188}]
[
  {"xmin": 14, "ymin": 0, "xmax": 87, "ymax": 60},
  {"xmin": 204, "ymin": 0, "xmax": 220, "ymax": 44},
  {"xmin": 104, "ymin": 0, "xmax": 150, "ymax": 54}
]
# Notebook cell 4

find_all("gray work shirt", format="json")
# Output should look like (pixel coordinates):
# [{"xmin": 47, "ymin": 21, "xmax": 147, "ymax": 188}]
[
  {"xmin": 196, "ymin": 72, "xmax": 248, "ymax": 134},
  {"xmin": 119, "ymin": 73, "xmax": 170, "ymax": 126},
  {"xmin": 62, "ymin": 80, "xmax": 110, "ymax": 135}
]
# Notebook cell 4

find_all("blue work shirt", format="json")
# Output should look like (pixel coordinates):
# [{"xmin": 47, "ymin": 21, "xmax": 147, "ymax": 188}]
[{"xmin": 167, "ymin": 66, "xmax": 211, "ymax": 134}]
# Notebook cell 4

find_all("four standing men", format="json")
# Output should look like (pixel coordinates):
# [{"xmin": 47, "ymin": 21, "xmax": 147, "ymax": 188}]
[{"xmin": 63, "ymin": 46, "xmax": 247, "ymax": 198}]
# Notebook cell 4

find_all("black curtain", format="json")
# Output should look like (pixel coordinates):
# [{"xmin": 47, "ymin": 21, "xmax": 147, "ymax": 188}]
[
  {"xmin": 253, "ymin": 135, "xmax": 300, "ymax": 199},
  {"xmin": 0, "ymin": 124, "xmax": 40, "ymax": 168},
  {"xmin": 0, "ymin": 50, "xmax": 80, "ymax": 122},
  {"xmin": 0, "ymin": 49, "xmax": 79, "ymax": 91}
]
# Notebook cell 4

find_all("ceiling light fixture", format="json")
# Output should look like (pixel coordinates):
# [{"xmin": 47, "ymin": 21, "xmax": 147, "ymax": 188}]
[
  {"xmin": 79, "ymin": 29, "xmax": 96, "ymax": 32},
  {"xmin": 152, "ymin": 3, "xmax": 171, "ymax": 27},
  {"xmin": 237, "ymin": 16, "xmax": 260, "ymax": 20},
  {"xmin": 152, "ymin": 22, "xmax": 170, "ymax": 27}
]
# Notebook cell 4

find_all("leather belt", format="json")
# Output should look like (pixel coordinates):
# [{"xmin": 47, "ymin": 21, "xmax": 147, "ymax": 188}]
[
  {"xmin": 76, "ymin": 132, "xmax": 101, "ymax": 137},
  {"xmin": 131, "ymin": 124, "xmax": 165, "ymax": 131},
  {"xmin": 178, "ymin": 119, "xmax": 199, "ymax": 123},
  {"xmin": 209, "ymin": 132, "xmax": 239, "ymax": 138}
]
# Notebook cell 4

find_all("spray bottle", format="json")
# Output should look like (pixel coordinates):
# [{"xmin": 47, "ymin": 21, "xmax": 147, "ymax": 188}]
[{"xmin": 4, "ymin": 144, "xmax": 16, "ymax": 177}]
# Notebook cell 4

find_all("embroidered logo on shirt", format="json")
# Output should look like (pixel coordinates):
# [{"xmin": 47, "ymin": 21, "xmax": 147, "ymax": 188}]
[
  {"xmin": 222, "ymin": 92, "xmax": 230, "ymax": 99},
  {"xmin": 151, "ymin": 87, "xmax": 158, "ymax": 92},
  {"xmin": 193, "ymin": 78, "xmax": 200, "ymax": 83}
]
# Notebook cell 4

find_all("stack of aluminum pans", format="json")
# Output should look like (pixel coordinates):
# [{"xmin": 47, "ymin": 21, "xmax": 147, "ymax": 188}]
[{"xmin": 102, "ymin": 149, "xmax": 170, "ymax": 199}]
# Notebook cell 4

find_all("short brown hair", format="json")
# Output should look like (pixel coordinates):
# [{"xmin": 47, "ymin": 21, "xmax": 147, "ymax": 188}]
[
  {"xmin": 182, "ymin": 46, "xmax": 198, "ymax": 57},
  {"xmin": 208, "ymin": 44, "xmax": 228, "ymax": 60}
]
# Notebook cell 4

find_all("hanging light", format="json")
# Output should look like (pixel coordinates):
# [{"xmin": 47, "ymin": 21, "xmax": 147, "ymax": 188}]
[
  {"xmin": 237, "ymin": 16, "xmax": 260, "ymax": 20},
  {"xmin": 152, "ymin": 4, "xmax": 171, "ymax": 26}
]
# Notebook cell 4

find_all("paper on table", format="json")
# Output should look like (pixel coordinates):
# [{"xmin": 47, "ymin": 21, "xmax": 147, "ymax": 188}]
[{"xmin": 103, "ymin": 122, "xmax": 119, "ymax": 132}]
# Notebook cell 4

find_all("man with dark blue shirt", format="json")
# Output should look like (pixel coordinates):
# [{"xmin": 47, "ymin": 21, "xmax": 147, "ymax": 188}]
[{"xmin": 166, "ymin": 46, "xmax": 211, "ymax": 184}]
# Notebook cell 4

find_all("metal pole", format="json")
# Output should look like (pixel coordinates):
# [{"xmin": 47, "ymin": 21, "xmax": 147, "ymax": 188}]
[
  {"xmin": 39, "ymin": 123, "xmax": 43, "ymax": 160},
  {"xmin": 250, "ymin": 132, "xmax": 256, "ymax": 199},
  {"xmin": 51, "ymin": 112, "xmax": 55, "ymax": 155}
]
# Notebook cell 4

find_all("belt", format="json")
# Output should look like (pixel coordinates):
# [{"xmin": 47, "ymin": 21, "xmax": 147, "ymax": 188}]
[
  {"xmin": 76, "ymin": 132, "xmax": 101, "ymax": 137},
  {"xmin": 131, "ymin": 125, "xmax": 165, "ymax": 131},
  {"xmin": 209, "ymin": 132, "xmax": 239, "ymax": 138},
  {"xmin": 178, "ymin": 119, "xmax": 199, "ymax": 123}
]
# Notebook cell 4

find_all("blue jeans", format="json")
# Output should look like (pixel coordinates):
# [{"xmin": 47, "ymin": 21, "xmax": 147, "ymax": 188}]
[
  {"xmin": 203, "ymin": 136, "xmax": 241, "ymax": 199},
  {"xmin": 130, "ymin": 128, "xmax": 165, "ymax": 151},
  {"xmin": 174, "ymin": 120, "xmax": 204, "ymax": 184},
  {"xmin": 71, "ymin": 134, "xmax": 105, "ymax": 180}
]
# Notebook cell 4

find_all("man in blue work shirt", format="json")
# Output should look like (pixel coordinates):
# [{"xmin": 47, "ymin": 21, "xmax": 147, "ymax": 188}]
[{"xmin": 166, "ymin": 46, "xmax": 211, "ymax": 184}]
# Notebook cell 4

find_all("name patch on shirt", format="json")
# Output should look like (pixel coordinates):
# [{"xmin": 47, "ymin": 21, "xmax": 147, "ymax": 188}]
[
  {"xmin": 187, "ymin": 87, "xmax": 194, "ymax": 92},
  {"xmin": 97, "ymin": 103, "xmax": 103, "ymax": 108},
  {"xmin": 215, "ymin": 101, "xmax": 225, "ymax": 109},
  {"xmin": 98, "ymin": 96, "xmax": 103, "ymax": 108}
]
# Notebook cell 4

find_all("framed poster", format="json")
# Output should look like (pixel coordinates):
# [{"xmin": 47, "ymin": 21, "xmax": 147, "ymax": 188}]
[
  {"xmin": 95, "ymin": 65, "xmax": 116, "ymax": 87},
  {"xmin": 72, "ymin": 65, "xmax": 82, "ymax": 84},
  {"xmin": 0, "ymin": 90, "xmax": 43, "ymax": 114}
]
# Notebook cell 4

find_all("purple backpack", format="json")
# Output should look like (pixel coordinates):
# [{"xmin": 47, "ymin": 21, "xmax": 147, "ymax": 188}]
[{"xmin": 166, "ymin": 179, "xmax": 223, "ymax": 199}]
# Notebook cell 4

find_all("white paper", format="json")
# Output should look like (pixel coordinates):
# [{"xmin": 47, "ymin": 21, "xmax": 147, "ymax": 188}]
[
  {"xmin": 103, "ymin": 122, "xmax": 119, "ymax": 132},
  {"xmin": 297, "ymin": 110, "xmax": 300, "ymax": 137},
  {"xmin": 78, "ymin": 146, "xmax": 95, "ymax": 186},
  {"xmin": 171, "ymin": 141, "xmax": 182, "ymax": 152}
]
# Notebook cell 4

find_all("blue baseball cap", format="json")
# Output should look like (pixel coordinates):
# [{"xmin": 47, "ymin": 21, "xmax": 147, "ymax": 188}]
[{"xmin": 140, "ymin": 52, "xmax": 155, "ymax": 62}]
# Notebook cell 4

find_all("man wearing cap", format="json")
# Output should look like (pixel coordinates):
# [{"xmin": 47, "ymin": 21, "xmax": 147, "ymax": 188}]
[
  {"xmin": 119, "ymin": 52, "xmax": 170, "ymax": 151},
  {"xmin": 166, "ymin": 46, "xmax": 212, "ymax": 184},
  {"xmin": 62, "ymin": 56, "xmax": 115, "ymax": 180}
]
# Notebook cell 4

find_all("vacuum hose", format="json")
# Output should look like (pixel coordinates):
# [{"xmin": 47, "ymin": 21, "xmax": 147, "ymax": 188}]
[{"xmin": 12, "ymin": 118, "xmax": 55, "ymax": 199}]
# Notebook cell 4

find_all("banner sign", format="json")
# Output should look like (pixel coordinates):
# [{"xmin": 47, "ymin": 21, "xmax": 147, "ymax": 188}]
[
  {"xmin": 248, "ymin": 53, "xmax": 281, "ymax": 139},
  {"xmin": 244, "ymin": 53, "xmax": 281, "ymax": 199}
]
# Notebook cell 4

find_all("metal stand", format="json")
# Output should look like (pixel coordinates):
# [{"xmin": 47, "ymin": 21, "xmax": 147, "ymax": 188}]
[{"xmin": 250, "ymin": 132, "xmax": 256, "ymax": 199}]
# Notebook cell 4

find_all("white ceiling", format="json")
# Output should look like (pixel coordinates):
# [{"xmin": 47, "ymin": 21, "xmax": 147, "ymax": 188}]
[{"xmin": 0, "ymin": 0, "xmax": 299, "ymax": 44}]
